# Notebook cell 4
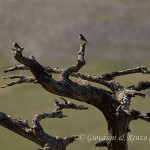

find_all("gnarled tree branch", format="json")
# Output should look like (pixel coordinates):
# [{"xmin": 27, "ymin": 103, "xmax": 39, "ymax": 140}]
[
  {"xmin": 130, "ymin": 110, "xmax": 150, "ymax": 122},
  {"xmin": 0, "ymin": 97, "xmax": 87, "ymax": 150},
  {"xmin": 101, "ymin": 66, "xmax": 150, "ymax": 81},
  {"xmin": 4, "ymin": 64, "xmax": 114, "ymax": 90},
  {"xmin": 2, "ymin": 41, "xmax": 150, "ymax": 150},
  {"xmin": 4, "ymin": 64, "xmax": 28, "ymax": 73},
  {"xmin": 59, "ymin": 42, "xmax": 86, "ymax": 81},
  {"xmin": 6, "ymin": 42, "xmax": 112, "ymax": 108},
  {"xmin": 2, "ymin": 75, "xmax": 35, "ymax": 88}
]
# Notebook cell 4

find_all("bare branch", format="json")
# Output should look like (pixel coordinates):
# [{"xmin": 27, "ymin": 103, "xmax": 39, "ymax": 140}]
[
  {"xmin": 32, "ymin": 110, "xmax": 66, "ymax": 130},
  {"xmin": 56, "ymin": 135, "xmax": 78, "ymax": 146},
  {"xmin": 33, "ymin": 97, "xmax": 88, "ymax": 130},
  {"xmin": 2, "ymin": 75, "xmax": 35, "ymax": 88},
  {"xmin": 59, "ymin": 42, "xmax": 86, "ymax": 81},
  {"xmin": 5, "ymin": 46, "xmax": 150, "ymax": 93},
  {"xmin": 54, "ymin": 97, "xmax": 88, "ymax": 110},
  {"xmin": 130, "ymin": 110, "xmax": 150, "ymax": 123},
  {"xmin": 0, "ymin": 112, "xmax": 42, "ymax": 146},
  {"xmin": 0, "ymin": 111, "xmax": 78, "ymax": 150},
  {"xmin": 2, "ymin": 38, "xmax": 150, "ymax": 150},
  {"xmin": 4, "ymin": 64, "xmax": 114, "ymax": 90},
  {"xmin": 47, "ymin": 67, "xmax": 114, "ymax": 90},
  {"xmin": 40, "ymin": 65, "xmax": 150, "ymax": 92},
  {"xmin": 95, "ymin": 140, "xmax": 107, "ymax": 147},
  {"xmin": 9, "ymin": 42, "xmax": 113, "ymax": 107},
  {"xmin": 101, "ymin": 66, "xmax": 150, "ymax": 81},
  {"xmin": 0, "ymin": 97, "xmax": 84, "ymax": 149},
  {"xmin": 128, "ymin": 81, "xmax": 150, "ymax": 91},
  {"xmin": 4, "ymin": 65, "xmax": 28, "ymax": 73}
]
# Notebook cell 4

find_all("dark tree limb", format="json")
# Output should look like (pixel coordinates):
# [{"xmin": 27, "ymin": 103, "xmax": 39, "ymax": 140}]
[
  {"xmin": 128, "ymin": 81, "xmax": 150, "ymax": 91},
  {"xmin": 32, "ymin": 110, "xmax": 67, "ymax": 131},
  {"xmin": 101, "ymin": 66, "xmax": 150, "ymax": 81},
  {"xmin": 2, "ymin": 41, "xmax": 150, "ymax": 150},
  {"xmin": 2, "ymin": 75, "xmax": 36, "ymax": 88},
  {"xmin": 52, "ymin": 67, "xmax": 114, "ymax": 90},
  {"xmin": 5, "ymin": 64, "xmax": 150, "ymax": 93},
  {"xmin": 59, "ymin": 42, "xmax": 86, "ymax": 81},
  {"xmin": 0, "ymin": 97, "xmax": 86, "ymax": 150},
  {"xmin": 7, "ymin": 42, "xmax": 113, "ymax": 107},
  {"xmin": 32, "ymin": 97, "xmax": 88, "ymax": 131},
  {"xmin": 95, "ymin": 140, "xmax": 107, "ymax": 147},
  {"xmin": 130, "ymin": 110, "xmax": 150, "ymax": 122},
  {"xmin": 4, "ymin": 64, "xmax": 28, "ymax": 73},
  {"xmin": 54, "ymin": 97, "xmax": 88, "ymax": 110},
  {"xmin": 4, "ymin": 64, "xmax": 114, "ymax": 90}
]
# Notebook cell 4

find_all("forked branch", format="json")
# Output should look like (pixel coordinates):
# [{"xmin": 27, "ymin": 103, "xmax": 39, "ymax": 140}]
[
  {"xmin": 5, "ymin": 42, "xmax": 112, "ymax": 107},
  {"xmin": 54, "ymin": 97, "xmax": 88, "ymax": 110},
  {"xmin": 33, "ymin": 97, "xmax": 88, "ymax": 131},
  {"xmin": 0, "ymin": 97, "xmax": 87, "ymax": 150},
  {"xmin": 1, "ymin": 40, "xmax": 150, "ymax": 150},
  {"xmin": 101, "ymin": 66, "xmax": 150, "ymax": 81},
  {"xmin": 4, "ymin": 64, "xmax": 114, "ymax": 90},
  {"xmin": 59, "ymin": 42, "xmax": 86, "ymax": 81}
]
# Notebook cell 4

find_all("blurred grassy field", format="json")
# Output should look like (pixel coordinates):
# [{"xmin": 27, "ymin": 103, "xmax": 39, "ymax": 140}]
[
  {"xmin": 1, "ymin": 0, "xmax": 150, "ymax": 149},
  {"xmin": 1, "ymin": 59, "xmax": 150, "ymax": 150}
]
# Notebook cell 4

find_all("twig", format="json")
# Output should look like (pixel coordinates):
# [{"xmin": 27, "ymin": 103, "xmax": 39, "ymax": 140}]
[
  {"xmin": 54, "ymin": 97, "xmax": 88, "ymax": 110},
  {"xmin": 32, "ymin": 110, "xmax": 66, "ymax": 130},
  {"xmin": 4, "ymin": 65, "xmax": 28, "ymax": 73},
  {"xmin": 2, "ymin": 75, "xmax": 35, "ymax": 88},
  {"xmin": 130, "ymin": 110, "xmax": 150, "ymax": 122},
  {"xmin": 33, "ymin": 97, "xmax": 88, "ymax": 130},
  {"xmin": 101, "ymin": 66, "xmax": 150, "ymax": 81}
]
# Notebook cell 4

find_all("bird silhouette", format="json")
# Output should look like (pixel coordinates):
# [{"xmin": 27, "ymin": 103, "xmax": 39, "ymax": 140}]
[
  {"xmin": 13, "ymin": 42, "xmax": 21, "ymax": 49},
  {"xmin": 13, "ymin": 42, "xmax": 24, "ymax": 51},
  {"xmin": 79, "ymin": 34, "xmax": 88, "ymax": 43}
]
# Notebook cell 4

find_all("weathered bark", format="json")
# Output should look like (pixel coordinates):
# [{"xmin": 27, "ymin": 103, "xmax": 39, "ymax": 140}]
[
  {"xmin": 0, "ymin": 98, "xmax": 87, "ymax": 150},
  {"xmin": 1, "ymin": 42, "xmax": 150, "ymax": 150}
]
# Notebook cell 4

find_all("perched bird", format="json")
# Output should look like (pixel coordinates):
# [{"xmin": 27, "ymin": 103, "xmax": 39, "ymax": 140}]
[
  {"xmin": 13, "ymin": 42, "xmax": 21, "ymax": 49},
  {"xmin": 13, "ymin": 42, "xmax": 24, "ymax": 51},
  {"xmin": 79, "ymin": 34, "xmax": 88, "ymax": 43}
]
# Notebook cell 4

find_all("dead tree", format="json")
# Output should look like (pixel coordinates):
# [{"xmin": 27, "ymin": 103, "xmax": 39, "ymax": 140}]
[{"xmin": 1, "ymin": 41, "xmax": 150, "ymax": 150}]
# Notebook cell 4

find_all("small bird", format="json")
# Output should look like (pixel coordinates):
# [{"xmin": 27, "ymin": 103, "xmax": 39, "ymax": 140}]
[
  {"xmin": 13, "ymin": 42, "xmax": 21, "ymax": 49},
  {"xmin": 13, "ymin": 42, "xmax": 24, "ymax": 51},
  {"xmin": 79, "ymin": 34, "xmax": 88, "ymax": 43}
]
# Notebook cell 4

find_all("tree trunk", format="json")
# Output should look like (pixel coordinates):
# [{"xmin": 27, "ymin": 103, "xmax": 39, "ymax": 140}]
[{"xmin": 106, "ymin": 117, "xmax": 129, "ymax": 150}]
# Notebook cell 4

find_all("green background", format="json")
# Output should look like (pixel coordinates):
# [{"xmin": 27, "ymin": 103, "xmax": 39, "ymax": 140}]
[{"xmin": 0, "ymin": 0, "xmax": 150, "ymax": 149}]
